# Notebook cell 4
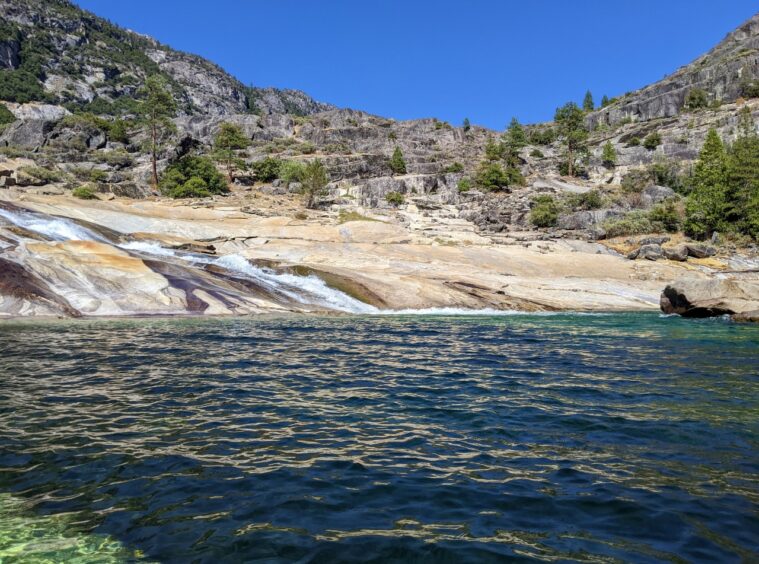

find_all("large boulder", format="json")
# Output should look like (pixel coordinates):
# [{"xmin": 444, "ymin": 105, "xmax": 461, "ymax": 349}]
[
  {"xmin": 684, "ymin": 243, "xmax": 717, "ymax": 258},
  {"xmin": 660, "ymin": 278, "xmax": 759, "ymax": 318},
  {"xmin": 557, "ymin": 209, "xmax": 622, "ymax": 230},
  {"xmin": 628, "ymin": 243, "xmax": 663, "ymax": 260},
  {"xmin": 663, "ymin": 244, "xmax": 688, "ymax": 261}
]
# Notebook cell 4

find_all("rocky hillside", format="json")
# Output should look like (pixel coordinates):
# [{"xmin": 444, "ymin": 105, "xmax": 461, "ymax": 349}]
[
  {"xmin": 588, "ymin": 13, "xmax": 759, "ymax": 128},
  {"xmin": 0, "ymin": 0, "xmax": 333, "ymax": 116}
]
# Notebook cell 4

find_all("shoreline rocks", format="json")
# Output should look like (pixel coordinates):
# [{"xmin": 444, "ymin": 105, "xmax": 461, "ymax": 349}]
[{"xmin": 660, "ymin": 278, "xmax": 759, "ymax": 320}]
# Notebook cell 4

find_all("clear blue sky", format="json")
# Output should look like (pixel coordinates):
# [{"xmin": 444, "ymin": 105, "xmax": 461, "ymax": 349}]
[{"xmin": 75, "ymin": 0, "xmax": 757, "ymax": 129}]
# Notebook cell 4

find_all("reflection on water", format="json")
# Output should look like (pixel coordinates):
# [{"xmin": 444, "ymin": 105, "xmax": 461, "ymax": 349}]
[{"xmin": 0, "ymin": 313, "xmax": 757, "ymax": 562}]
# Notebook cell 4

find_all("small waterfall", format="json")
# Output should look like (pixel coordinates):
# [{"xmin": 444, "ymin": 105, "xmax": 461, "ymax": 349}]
[
  {"xmin": 0, "ymin": 208, "xmax": 104, "ymax": 243},
  {"xmin": 1, "ymin": 207, "xmax": 377, "ymax": 314}
]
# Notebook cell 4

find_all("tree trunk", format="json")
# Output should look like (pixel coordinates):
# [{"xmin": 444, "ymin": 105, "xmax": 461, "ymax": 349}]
[{"xmin": 151, "ymin": 122, "xmax": 158, "ymax": 190}]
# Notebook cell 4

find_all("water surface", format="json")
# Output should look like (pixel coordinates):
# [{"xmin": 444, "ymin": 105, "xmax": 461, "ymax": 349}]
[{"xmin": 1, "ymin": 313, "xmax": 757, "ymax": 562}]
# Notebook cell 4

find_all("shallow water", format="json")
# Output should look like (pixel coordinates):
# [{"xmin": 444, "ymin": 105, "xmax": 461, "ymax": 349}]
[{"xmin": 0, "ymin": 313, "xmax": 757, "ymax": 562}]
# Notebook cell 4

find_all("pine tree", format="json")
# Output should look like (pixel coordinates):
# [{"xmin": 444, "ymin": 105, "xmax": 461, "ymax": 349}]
[
  {"xmin": 602, "ymin": 141, "xmax": 616, "ymax": 167},
  {"xmin": 213, "ymin": 122, "xmax": 249, "ymax": 182},
  {"xmin": 684, "ymin": 128, "xmax": 729, "ymax": 238},
  {"xmin": 138, "ymin": 76, "xmax": 177, "ymax": 189},
  {"xmin": 601, "ymin": 95, "xmax": 610, "ymax": 108},
  {"xmin": 462, "ymin": 117, "xmax": 471, "ymax": 132},
  {"xmin": 503, "ymin": 117, "xmax": 526, "ymax": 152},
  {"xmin": 583, "ymin": 90, "xmax": 594, "ymax": 112},
  {"xmin": 554, "ymin": 102, "xmax": 588, "ymax": 177},
  {"xmin": 301, "ymin": 159, "xmax": 329, "ymax": 209},
  {"xmin": 484, "ymin": 138, "xmax": 504, "ymax": 162},
  {"xmin": 727, "ymin": 107, "xmax": 759, "ymax": 238},
  {"xmin": 389, "ymin": 146, "xmax": 407, "ymax": 175}
]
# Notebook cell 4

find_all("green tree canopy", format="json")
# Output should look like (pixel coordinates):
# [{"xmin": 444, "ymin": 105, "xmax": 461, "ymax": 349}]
[
  {"xmin": 601, "ymin": 95, "xmax": 610, "ymax": 108},
  {"xmin": 213, "ymin": 122, "xmax": 250, "ymax": 182},
  {"xmin": 301, "ymin": 159, "xmax": 329, "ymax": 209},
  {"xmin": 554, "ymin": 102, "xmax": 588, "ymax": 177},
  {"xmin": 602, "ymin": 141, "xmax": 617, "ymax": 167},
  {"xmin": 503, "ymin": 117, "xmax": 526, "ymax": 153},
  {"xmin": 684, "ymin": 128, "xmax": 729, "ymax": 238},
  {"xmin": 462, "ymin": 117, "xmax": 471, "ymax": 132},
  {"xmin": 726, "ymin": 108, "xmax": 759, "ymax": 238},
  {"xmin": 389, "ymin": 146, "xmax": 407, "ymax": 175},
  {"xmin": 138, "ymin": 75, "xmax": 177, "ymax": 189},
  {"xmin": 583, "ymin": 90, "xmax": 594, "ymax": 112}
]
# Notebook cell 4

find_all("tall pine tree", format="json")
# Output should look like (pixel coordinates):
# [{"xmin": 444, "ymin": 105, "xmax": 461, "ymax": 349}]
[
  {"xmin": 583, "ymin": 90, "xmax": 594, "ymax": 111},
  {"xmin": 727, "ymin": 106, "xmax": 759, "ymax": 238},
  {"xmin": 684, "ymin": 128, "xmax": 729, "ymax": 238}
]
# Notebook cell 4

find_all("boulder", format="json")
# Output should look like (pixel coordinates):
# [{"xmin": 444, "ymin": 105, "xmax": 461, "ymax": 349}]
[
  {"xmin": 640, "ymin": 235, "xmax": 670, "ymax": 246},
  {"xmin": 684, "ymin": 243, "xmax": 717, "ymax": 258},
  {"xmin": 663, "ymin": 245, "xmax": 688, "ymax": 261},
  {"xmin": 732, "ymin": 310, "xmax": 759, "ymax": 323},
  {"xmin": 642, "ymin": 185, "xmax": 676, "ymax": 207},
  {"xmin": 558, "ymin": 209, "xmax": 622, "ymax": 231},
  {"xmin": 660, "ymin": 278, "xmax": 759, "ymax": 317},
  {"xmin": 638, "ymin": 243, "xmax": 663, "ymax": 260}
]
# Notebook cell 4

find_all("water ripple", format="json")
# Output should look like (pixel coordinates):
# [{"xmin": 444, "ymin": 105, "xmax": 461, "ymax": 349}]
[{"xmin": 0, "ymin": 313, "xmax": 757, "ymax": 562}]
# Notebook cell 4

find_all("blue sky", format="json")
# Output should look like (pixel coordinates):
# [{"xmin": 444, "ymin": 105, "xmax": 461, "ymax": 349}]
[{"xmin": 75, "ymin": 0, "xmax": 757, "ymax": 129}]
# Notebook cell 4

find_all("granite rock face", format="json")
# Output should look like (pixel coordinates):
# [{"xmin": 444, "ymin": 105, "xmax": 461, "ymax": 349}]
[{"xmin": 588, "ymin": 13, "xmax": 759, "ymax": 128}]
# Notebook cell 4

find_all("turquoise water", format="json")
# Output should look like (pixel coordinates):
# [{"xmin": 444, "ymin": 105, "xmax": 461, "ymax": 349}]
[{"xmin": 0, "ymin": 313, "xmax": 757, "ymax": 562}]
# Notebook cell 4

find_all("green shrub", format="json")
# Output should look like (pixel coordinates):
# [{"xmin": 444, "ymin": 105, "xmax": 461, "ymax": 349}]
[
  {"xmin": 603, "ymin": 211, "xmax": 654, "ymax": 237},
  {"xmin": 566, "ymin": 189, "xmax": 604, "ymax": 210},
  {"xmin": 250, "ymin": 157, "xmax": 282, "ymax": 182},
  {"xmin": 740, "ymin": 78, "xmax": 759, "ymax": 99},
  {"xmin": 649, "ymin": 199, "xmax": 681, "ymax": 232},
  {"xmin": 386, "ymin": 191, "xmax": 405, "ymax": 206},
  {"xmin": 72, "ymin": 185, "xmax": 98, "ymax": 200},
  {"xmin": 444, "ymin": 162, "xmax": 464, "ymax": 173},
  {"xmin": 165, "ymin": 176, "xmax": 211, "ymax": 199},
  {"xmin": 458, "ymin": 178, "xmax": 472, "ymax": 193},
  {"xmin": 159, "ymin": 155, "xmax": 227, "ymax": 198},
  {"xmin": 389, "ymin": 146, "xmax": 407, "ymax": 174},
  {"xmin": 60, "ymin": 112, "xmax": 110, "ymax": 132},
  {"xmin": 528, "ymin": 126, "xmax": 557, "ymax": 145},
  {"xmin": 684, "ymin": 88, "xmax": 709, "ymax": 110},
  {"xmin": 301, "ymin": 159, "xmax": 329, "ymax": 209},
  {"xmin": 530, "ymin": 195, "xmax": 559, "ymax": 228},
  {"xmin": 278, "ymin": 160, "xmax": 307, "ymax": 183},
  {"xmin": 621, "ymin": 169, "xmax": 652, "ymax": 193},
  {"xmin": 626, "ymin": 136, "xmax": 641, "ymax": 147},
  {"xmin": 0, "ymin": 104, "xmax": 16, "ymax": 126},
  {"xmin": 530, "ymin": 148, "xmax": 544, "ymax": 158},
  {"xmin": 475, "ymin": 162, "xmax": 509, "ymax": 190},
  {"xmin": 89, "ymin": 169, "xmax": 107, "ymax": 182},
  {"xmin": 602, "ymin": 141, "xmax": 616, "ymax": 167},
  {"xmin": 298, "ymin": 141, "xmax": 316, "ymax": 154},
  {"xmin": 0, "ymin": 70, "xmax": 47, "ymax": 103},
  {"xmin": 109, "ymin": 119, "xmax": 130, "ymax": 143},
  {"xmin": 643, "ymin": 132, "xmax": 662, "ymax": 151},
  {"xmin": 19, "ymin": 166, "xmax": 63, "ymax": 183}
]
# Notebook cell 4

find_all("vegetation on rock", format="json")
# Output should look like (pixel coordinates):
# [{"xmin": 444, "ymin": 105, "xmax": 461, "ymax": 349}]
[
  {"xmin": 213, "ymin": 123, "xmax": 250, "ymax": 182},
  {"xmin": 159, "ymin": 155, "xmax": 227, "ymax": 199},
  {"xmin": 72, "ymin": 185, "xmax": 98, "ymax": 200},
  {"xmin": 138, "ymin": 76, "xmax": 178, "ymax": 189},
  {"xmin": 385, "ymin": 191, "xmax": 405, "ymax": 206},
  {"xmin": 530, "ymin": 195, "xmax": 559, "ymax": 227},
  {"xmin": 389, "ymin": 146, "xmax": 407, "ymax": 175},
  {"xmin": 301, "ymin": 159, "xmax": 329, "ymax": 209},
  {"xmin": 554, "ymin": 102, "xmax": 588, "ymax": 177},
  {"xmin": 602, "ymin": 141, "xmax": 617, "ymax": 167}
]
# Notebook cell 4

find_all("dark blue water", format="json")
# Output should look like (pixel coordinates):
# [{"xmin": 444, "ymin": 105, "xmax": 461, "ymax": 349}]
[{"xmin": 0, "ymin": 313, "xmax": 757, "ymax": 562}]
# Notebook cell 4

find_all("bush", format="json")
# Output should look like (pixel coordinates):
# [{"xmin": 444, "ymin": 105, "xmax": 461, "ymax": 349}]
[
  {"xmin": 566, "ymin": 189, "xmax": 604, "ymax": 210},
  {"xmin": 0, "ymin": 104, "xmax": 16, "ymax": 126},
  {"xmin": 621, "ymin": 169, "xmax": 652, "ymax": 193},
  {"xmin": 72, "ymin": 185, "xmax": 98, "ymax": 200},
  {"xmin": 530, "ymin": 148, "xmax": 544, "ymax": 158},
  {"xmin": 626, "ymin": 136, "xmax": 641, "ymax": 147},
  {"xmin": 301, "ymin": 159, "xmax": 329, "ymax": 209},
  {"xmin": 528, "ymin": 126, "xmax": 557, "ymax": 145},
  {"xmin": 278, "ymin": 160, "xmax": 307, "ymax": 183},
  {"xmin": 740, "ymin": 79, "xmax": 759, "ymax": 99},
  {"xmin": 643, "ymin": 132, "xmax": 662, "ymax": 151},
  {"xmin": 475, "ymin": 162, "xmax": 509, "ymax": 190},
  {"xmin": 458, "ymin": 178, "xmax": 472, "ymax": 193},
  {"xmin": 648, "ymin": 159, "xmax": 687, "ymax": 194},
  {"xmin": 19, "ymin": 166, "xmax": 63, "ymax": 183},
  {"xmin": 602, "ymin": 141, "xmax": 616, "ymax": 167},
  {"xmin": 159, "ymin": 155, "xmax": 227, "ymax": 198},
  {"xmin": 0, "ymin": 70, "xmax": 47, "ymax": 103},
  {"xmin": 530, "ymin": 195, "xmax": 559, "ymax": 228},
  {"xmin": 109, "ymin": 119, "xmax": 130, "ymax": 143},
  {"xmin": 649, "ymin": 199, "xmax": 681, "ymax": 232},
  {"xmin": 444, "ymin": 162, "xmax": 464, "ymax": 173},
  {"xmin": 250, "ymin": 157, "xmax": 282, "ymax": 182},
  {"xmin": 389, "ymin": 146, "xmax": 407, "ymax": 175},
  {"xmin": 89, "ymin": 169, "xmax": 107, "ymax": 182},
  {"xmin": 386, "ymin": 191, "xmax": 405, "ymax": 206},
  {"xmin": 603, "ymin": 211, "xmax": 654, "ymax": 238},
  {"xmin": 684, "ymin": 88, "xmax": 709, "ymax": 110}
]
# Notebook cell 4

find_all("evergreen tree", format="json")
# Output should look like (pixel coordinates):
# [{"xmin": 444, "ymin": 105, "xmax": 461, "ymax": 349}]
[
  {"xmin": 301, "ymin": 159, "xmax": 329, "ymax": 209},
  {"xmin": 601, "ymin": 95, "xmax": 610, "ymax": 108},
  {"xmin": 602, "ymin": 141, "xmax": 617, "ymax": 167},
  {"xmin": 582, "ymin": 90, "xmax": 594, "ymax": 112},
  {"xmin": 484, "ymin": 138, "xmax": 504, "ymax": 162},
  {"xmin": 503, "ymin": 117, "xmax": 526, "ymax": 152},
  {"xmin": 554, "ymin": 102, "xmax": 588, "ymax": 177},
  {"xmin": 389, "ymin": 146, "xmax": 407, "ymax": 175},
  {"xmin": 138, "ymin": 76, "xmax": 177, "ymax": 189},
  {"xmin": 684, "ymin": 128, "xmax": 729, "ymax": 238},
  {"xmin": 727, "ymin": 107, "xmax": 759, "ymax": 238},
  {"xmin": 213, "ymin": 122, "xmax": 249, "ymax": 182},
  {"xmin": 462, "ymin": 117, "xmax": 471, "ymax": 132}
]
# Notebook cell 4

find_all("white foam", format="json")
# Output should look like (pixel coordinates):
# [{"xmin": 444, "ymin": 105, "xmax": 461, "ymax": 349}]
[
  {"xmin": 0, "ymin": 208, "xmax": 102, "ymax": 242},
  {"xmin": 117, "ymin": 241, "xmax": 178, "ymax": 258}
]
